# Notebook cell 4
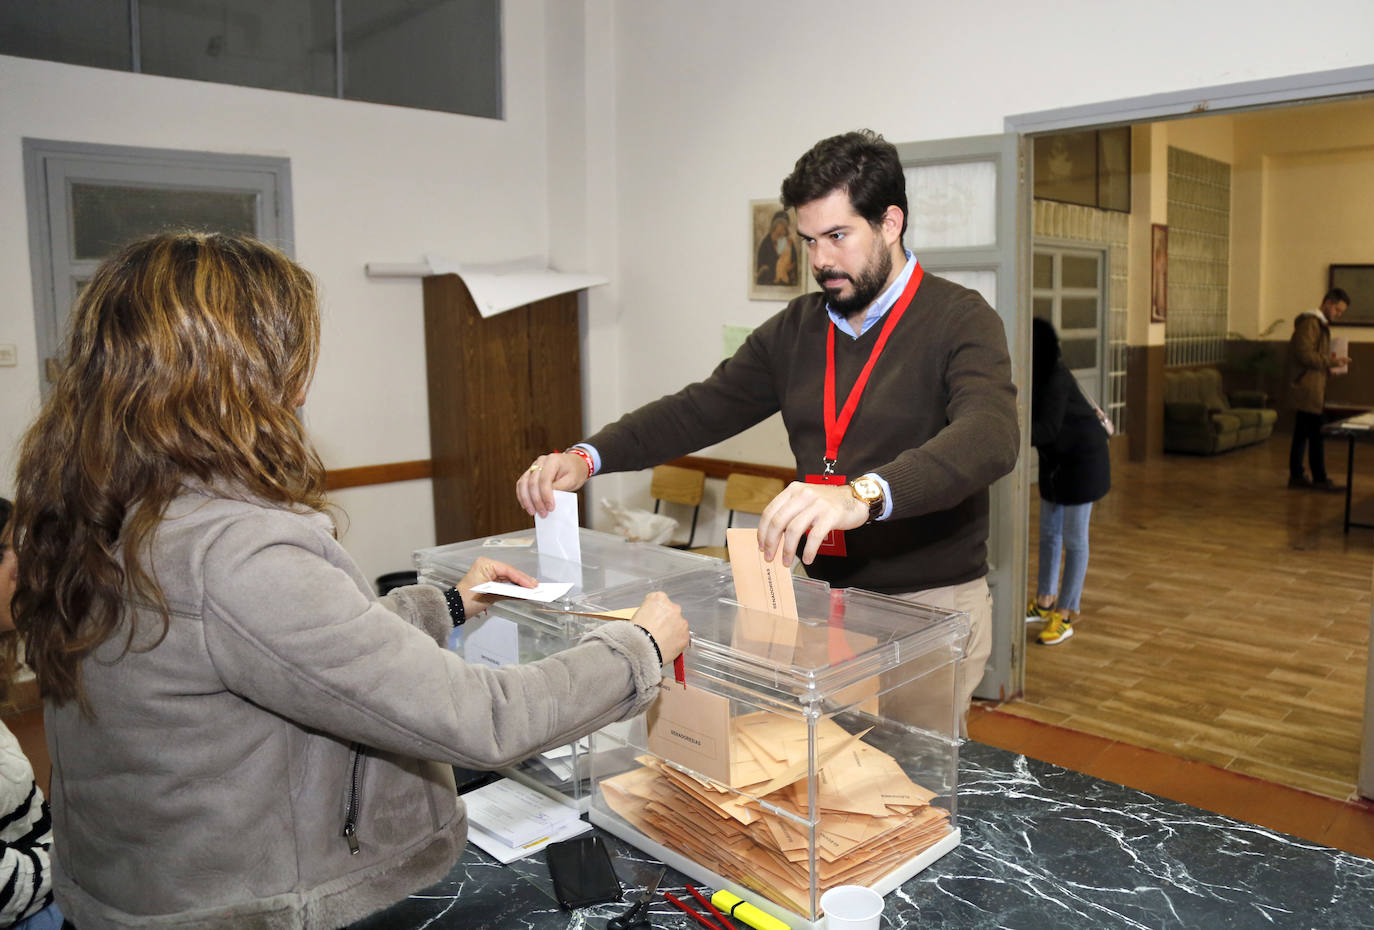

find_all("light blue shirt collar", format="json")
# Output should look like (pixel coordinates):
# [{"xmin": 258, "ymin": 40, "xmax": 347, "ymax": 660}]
[{"xmin": 826, "ymin": 249, "xmax": 917, "ymax": 339}]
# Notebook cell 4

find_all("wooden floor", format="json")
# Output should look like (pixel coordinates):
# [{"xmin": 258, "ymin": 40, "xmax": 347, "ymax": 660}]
[{"xmin": 998, "ymin": 437, "xmax": 1371, "ymax": 803}]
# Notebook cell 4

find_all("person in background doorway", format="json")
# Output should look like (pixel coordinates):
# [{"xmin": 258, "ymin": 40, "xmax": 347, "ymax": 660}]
[
  {"xmin": 1287, "ymin": 288, "xmax": 1351, "ymax": 491},
  {"xmin": 0, "ymin": 497, "xmax": 62, "ymax": 930},
  {"xmin": 1026, "ymin": 319, "xmax": 1111, "ymax": 646}
]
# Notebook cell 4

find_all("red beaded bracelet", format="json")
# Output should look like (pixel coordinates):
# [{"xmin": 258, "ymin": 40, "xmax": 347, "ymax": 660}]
[{"xmin": 564, "ymin": 447, "xmax": 595, "ymax": 478}]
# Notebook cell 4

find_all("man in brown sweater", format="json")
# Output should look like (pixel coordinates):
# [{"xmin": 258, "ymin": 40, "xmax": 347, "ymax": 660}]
[{"xmin": 516, "ymin": 130, "xmax": 1019, "ymax": 710}]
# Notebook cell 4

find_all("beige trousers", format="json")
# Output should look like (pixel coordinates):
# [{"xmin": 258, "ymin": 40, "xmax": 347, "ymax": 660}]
[{"xmin": 897, "ymin": 576, "xmax": 993, "ymax": 733}]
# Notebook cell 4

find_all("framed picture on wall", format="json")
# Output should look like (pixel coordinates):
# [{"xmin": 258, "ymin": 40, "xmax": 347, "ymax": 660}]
[
  {"xmin": 1032, "ymin": 127, "xmax": 1132, "ymax": 213},
  {"xmin": 749, "ymin": 200, "xmax": 805, "ymax": 301},
  {"xmin": 1033, "ymin": 130, "xmax": 1097, "ymax": 208},
  {"xmin": 1151, "ymin": 224, "xmax": 1168, "ymax": 323},
  {"xmin": 1329, "ymin": 264, "xmax": 1374, "ymax": 326}
]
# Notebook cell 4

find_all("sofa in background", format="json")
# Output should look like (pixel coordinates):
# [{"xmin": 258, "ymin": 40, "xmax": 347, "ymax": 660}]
[{"xmin": 1163, "ymin": 367, "xmax": 1278, "ymax": 454}]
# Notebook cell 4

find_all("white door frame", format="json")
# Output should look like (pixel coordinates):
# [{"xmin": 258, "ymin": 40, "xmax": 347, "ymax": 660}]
[{"xmin": 1005, "ymin": 64, "xmax": 1374, "ymax": 800}]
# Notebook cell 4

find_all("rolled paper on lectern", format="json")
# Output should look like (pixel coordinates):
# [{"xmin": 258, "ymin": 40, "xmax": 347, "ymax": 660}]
[{"xmin": 710, "ymin": 889, "xmax": 791, "ymax": 930}]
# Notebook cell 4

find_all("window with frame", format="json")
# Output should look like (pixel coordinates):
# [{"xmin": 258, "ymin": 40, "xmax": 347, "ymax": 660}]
[
  {"xmin": 0, "ymin": 0, "xmax": 502, "ymax": 119},
  {"xmin": 24, "ymin": 139, "xmax": 293, "ymax": 394}
]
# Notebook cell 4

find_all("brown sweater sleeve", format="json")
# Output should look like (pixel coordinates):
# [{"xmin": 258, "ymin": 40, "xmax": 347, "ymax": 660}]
[
  {"xmin": 583, "ymin": 310, "xmax": 788, "ymax": 473},
  {"xmin": 875, "ymin": 293, "xmax": 1020, "ymax": 520}
]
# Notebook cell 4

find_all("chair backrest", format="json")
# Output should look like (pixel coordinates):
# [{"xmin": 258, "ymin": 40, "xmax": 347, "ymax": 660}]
[
  {"xmin": 650, "ymin": 465, "xmax": 706, "ymax": 506},
  {"xmin": 650, "ymin": 464, "xmax": 706, "ymax": 548},
  {"xmin": 722, "ymin": 474, "xmax": 785, "ymax": 517},
  {"xmin": 688, "ymin": 473, "xmax": 787, "ymax": 560}
]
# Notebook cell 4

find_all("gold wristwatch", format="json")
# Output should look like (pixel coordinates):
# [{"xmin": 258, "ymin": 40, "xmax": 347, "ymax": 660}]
[{"xmin": 848, "ymin": 475, "xmax": 884, "ymax": 524}]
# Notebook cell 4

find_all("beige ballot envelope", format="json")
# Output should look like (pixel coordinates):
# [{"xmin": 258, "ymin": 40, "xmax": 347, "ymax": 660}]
[
  {"xmin": 647, "ymin": 680, "xmax": 734, "ymax": 784},
  {"xmin": 726, "ymin": 527, "xmax": 798, "ymax": 618},
  {"xmin": 646, "ymin": 529, "xmax": 798, "ymax": 784},
  {"xmin": 727, "ymin": 527, "xmax": 879, "ymax": 714}
]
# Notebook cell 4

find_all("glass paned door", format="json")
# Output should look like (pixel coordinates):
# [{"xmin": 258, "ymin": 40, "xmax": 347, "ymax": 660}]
[
  {"xmin": 1032, "ymin": 245, "xmax": 1106, "ymax": 406},
  {"xmin": 896, "ymin": 134, "xmax": 1025, "ymax": 702}
]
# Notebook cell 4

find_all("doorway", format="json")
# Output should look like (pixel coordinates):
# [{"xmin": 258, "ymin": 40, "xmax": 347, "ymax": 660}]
[{"xmin": 1005, "ymin": 66, "xmax": 1374, "ymax": 803}]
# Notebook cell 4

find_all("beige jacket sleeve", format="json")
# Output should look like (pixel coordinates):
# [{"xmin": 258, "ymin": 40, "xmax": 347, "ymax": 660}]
[{"xmin": 198, "ymin": 509, "xmax": 663, "ymax": 769}]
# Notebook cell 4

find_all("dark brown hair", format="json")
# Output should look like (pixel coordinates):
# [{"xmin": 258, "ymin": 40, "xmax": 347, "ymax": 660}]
[
  {"xmin": 13, "ymin": 232, "xmax": 325, "ymax": 712},
  {"xmin": 780, "ymin": 129, "xmax": 909, "ymax": 238}
]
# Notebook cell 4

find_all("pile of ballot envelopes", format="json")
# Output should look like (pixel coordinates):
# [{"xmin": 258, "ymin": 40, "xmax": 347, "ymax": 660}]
[
  {"xmin": 601, "ymin": 710, "xmax": 951, "ymax": 916},
  {"xmin": 599, "ymin": 528, "xmax": 952, "ymax": 917}
]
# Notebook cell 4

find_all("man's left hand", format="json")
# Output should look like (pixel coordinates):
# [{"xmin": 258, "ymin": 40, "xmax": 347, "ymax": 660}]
[{"xmin": 756, "ymin": 481, "xmax": 869, "ymax": 567}]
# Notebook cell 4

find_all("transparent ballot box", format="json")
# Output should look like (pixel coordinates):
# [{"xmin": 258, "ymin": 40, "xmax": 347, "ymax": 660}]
[
  {"xmin": 414, "ymin": 529, "xmax": 715, "ymax": 803},
  {"xmin": 576, "ymin": 566, "xmax": 968, "ymax": 930}
]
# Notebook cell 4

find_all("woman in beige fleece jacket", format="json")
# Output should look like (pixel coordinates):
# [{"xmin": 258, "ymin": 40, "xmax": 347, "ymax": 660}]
[{"xmin": 11, "ymin": 232, "xmax": 687, "ymax": 930}]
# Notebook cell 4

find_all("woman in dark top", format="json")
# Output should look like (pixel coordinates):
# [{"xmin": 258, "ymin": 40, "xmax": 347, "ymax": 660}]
[{"xmin": 1027, "ymin": 319, "xmax": 1111, "ymax": 645}]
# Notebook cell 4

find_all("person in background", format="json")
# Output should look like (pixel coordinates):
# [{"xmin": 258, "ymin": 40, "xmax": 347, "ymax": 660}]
[
  {"xmin": 0, "ymin": 498, "xmax": 62, "ymax": 930},
  {"xmin": 517, "ymin": 130, "xmax": 1018, "ymax": 715},
  {"xmin": 1287, "ymin": 288, "xmax": 1351, "ymax": 491},
  {"xmin": 12, "ymin": 232, "xmax": 687, "ymax": 929},
  {"xmin": 1026, "ymin": 319, "xmax": 1111, "ymax": 646}
]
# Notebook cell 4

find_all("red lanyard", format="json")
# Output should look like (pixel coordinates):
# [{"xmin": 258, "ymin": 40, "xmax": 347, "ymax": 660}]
[{"xmin": 822, "ymin": 260, "xmax": 924, "ymax": 473}]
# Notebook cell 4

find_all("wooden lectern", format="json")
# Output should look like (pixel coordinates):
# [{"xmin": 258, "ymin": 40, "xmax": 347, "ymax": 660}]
[{"xmin": 422, "ymin": 274, "xmax": 582, "ymax": 544}]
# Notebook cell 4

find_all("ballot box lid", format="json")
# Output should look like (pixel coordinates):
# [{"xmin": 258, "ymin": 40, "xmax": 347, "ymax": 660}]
[{"xmin": 574, "ymin": 567, "xmax": 969, "ymax": 705}]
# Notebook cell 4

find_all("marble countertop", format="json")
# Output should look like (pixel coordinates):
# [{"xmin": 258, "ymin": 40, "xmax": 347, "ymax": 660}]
[{"xmin": 349, "ymin": 741, "xmax": 1374, "ymax": 930}]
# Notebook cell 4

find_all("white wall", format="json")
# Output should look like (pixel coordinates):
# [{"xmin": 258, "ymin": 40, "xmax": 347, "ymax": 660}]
[
  {"xmin": 1150, "ymin": 99, "xmax": 1374, "ymax": 342},
  {"xmin": 595, "ymin": 0, "xmax": 1374, "ymax": 524},
  {"xmin": 1233, "ymin": 99, "xmax": 1374, "ymax": 337},
  {"xmin": 0, "ymin": 0, "xmax": 553, "ymax": 577}
]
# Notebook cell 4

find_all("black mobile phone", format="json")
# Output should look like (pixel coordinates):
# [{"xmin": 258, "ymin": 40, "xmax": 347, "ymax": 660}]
[{"xmin": 545, "ymin": 834, "xmax": 622, "ymax": 910}]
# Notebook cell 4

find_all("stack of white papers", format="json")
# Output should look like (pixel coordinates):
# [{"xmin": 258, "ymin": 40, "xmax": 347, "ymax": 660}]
[{"xmin": 463, "ymin": 777, "xmax": 590, "ymax": 863}]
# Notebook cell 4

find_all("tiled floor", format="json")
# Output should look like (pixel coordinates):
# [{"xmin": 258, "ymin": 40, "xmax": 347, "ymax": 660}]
[{"xmin": 968, "ymin": 702, "xmax": 1374, "ymax": 860}]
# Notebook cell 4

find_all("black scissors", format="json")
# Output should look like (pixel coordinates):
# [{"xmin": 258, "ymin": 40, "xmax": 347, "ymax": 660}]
[{"xmin": 607, "ymin": 866, "xmax": 666, "ymax": 930}]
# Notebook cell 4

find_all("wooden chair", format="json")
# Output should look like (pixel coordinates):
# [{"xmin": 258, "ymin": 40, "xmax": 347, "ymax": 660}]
[
  {"xmin": 650, "ymin": 464, "xmax": 707, "ymax": 548},
  {"xmin": 690, "ymin": 473, "xmax": 786, "ymax": 560}
]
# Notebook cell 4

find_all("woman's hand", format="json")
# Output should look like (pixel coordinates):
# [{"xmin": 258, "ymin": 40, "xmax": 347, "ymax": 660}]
[
  {"xmin": 629, "ymin": 591, "xmax": 688, "ymax": 665},
  {"xmin": 516, "ymin": 452, "xmax": 593, "ymax": 518},
  {"xmin": 456, "ymin": 557, "xmax": 537, "ymax": 617}
]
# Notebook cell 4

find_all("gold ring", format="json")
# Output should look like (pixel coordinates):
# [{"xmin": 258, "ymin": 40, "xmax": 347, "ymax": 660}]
[{"xmin": 528, "ymin": 464, "xmax": 542, "ymax": 473}]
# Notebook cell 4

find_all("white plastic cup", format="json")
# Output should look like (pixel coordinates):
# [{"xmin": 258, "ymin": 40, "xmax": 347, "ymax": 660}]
[{"xmin": 820, "ymin": 884, "xmax": 884, "ymax": 930}]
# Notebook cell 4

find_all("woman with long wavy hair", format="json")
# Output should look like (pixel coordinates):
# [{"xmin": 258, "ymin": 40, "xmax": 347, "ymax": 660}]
[{"xmin": 12, "ymin": 232, "xmax": 686, "ymax": 929}]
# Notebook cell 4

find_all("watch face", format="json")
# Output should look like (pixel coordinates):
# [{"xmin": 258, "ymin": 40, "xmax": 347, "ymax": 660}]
[{"xmin": 852, "ymin": 477, "xmax": 882, "ymax": 501}]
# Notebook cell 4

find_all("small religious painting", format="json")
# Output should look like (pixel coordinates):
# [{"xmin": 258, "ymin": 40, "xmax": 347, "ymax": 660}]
[
  {"xmin": 1151, "ymin": 224, "xmax": 1168, "ymax": 323},
  {"xmin": 749, "ymin": 200, "xmax": 805, "ymax": 301}
]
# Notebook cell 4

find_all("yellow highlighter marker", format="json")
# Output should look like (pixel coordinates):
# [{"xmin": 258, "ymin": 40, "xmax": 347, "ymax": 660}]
[{"xmin": 710, "ymin": 889, "xmax": 791, "ymax": 930}]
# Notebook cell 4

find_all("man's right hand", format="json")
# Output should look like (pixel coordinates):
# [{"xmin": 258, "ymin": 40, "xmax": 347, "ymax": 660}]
[
  {"xmin": 629, "ymin": 591, "xmax": 689, "ymax": 666},
  {"xmin": 515, "ymin": 451, "xmax": 592, "ymax": 518}
]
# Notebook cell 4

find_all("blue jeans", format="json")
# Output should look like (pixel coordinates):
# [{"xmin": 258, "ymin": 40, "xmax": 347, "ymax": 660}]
[
  {"xmin": 1038, "ymin": 501, "xmax": 1093, "ymax": 613},
  {"xmin": 14, "ymin": 901, "xmax": 64, "ymax": 930}
]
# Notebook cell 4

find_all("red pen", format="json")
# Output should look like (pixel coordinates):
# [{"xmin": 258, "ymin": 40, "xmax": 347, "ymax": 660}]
[
  {"xmin": 687, "ymin": 885, "xmax": 735, "ymax": 929},
  {"xmin": 664, "ymin": 890, "xmax": 726, "ymax": 930}
]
